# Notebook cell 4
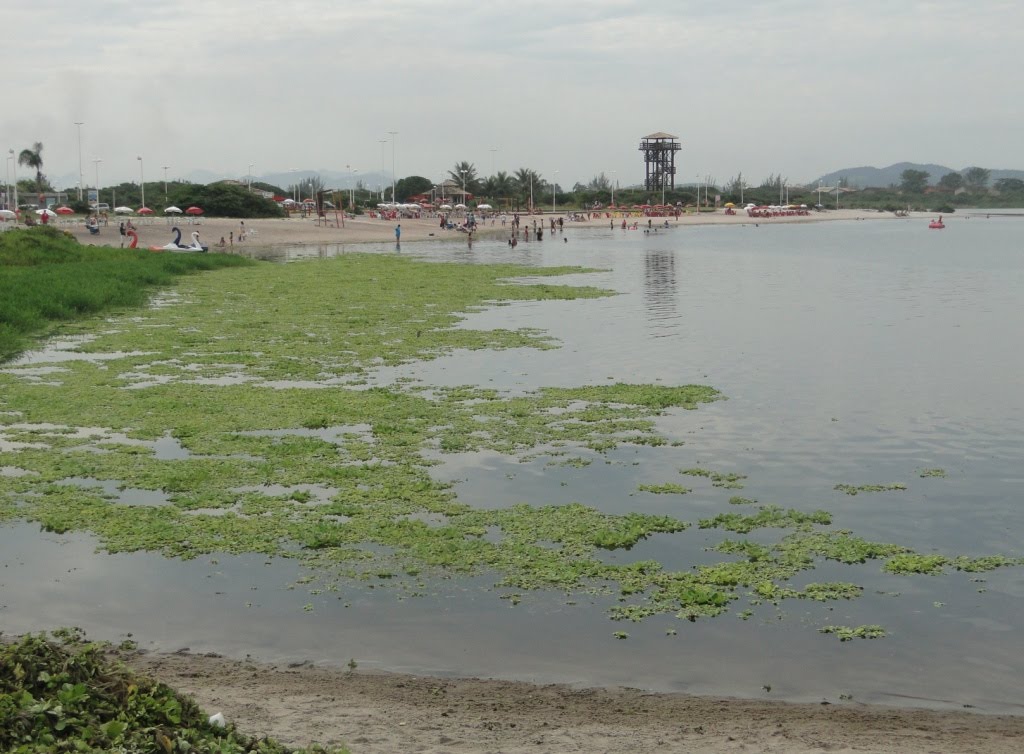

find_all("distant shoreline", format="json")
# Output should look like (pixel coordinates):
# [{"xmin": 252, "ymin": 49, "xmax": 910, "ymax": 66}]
[{"xmin": 56, "ymin": 207, "xmax": 915, "ymax": 251}]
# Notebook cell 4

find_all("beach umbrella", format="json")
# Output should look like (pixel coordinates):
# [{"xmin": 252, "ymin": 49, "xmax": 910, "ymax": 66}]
[
  {"xmin": 114, "ymin": 206, "xmax": 134, "ymax": 214},
  {"xmin": 185, "ymin": 206, "xmax": 204, "ymax": 215},
  {"xmin": 137, "ymin": 207, "xmax": 154, "ymax": 215},
  {"xmin": 35, "ymin": 208, "xmax": 57, "ymax": 217},
  {"xmin": 164, "ymin": 206, "xmax": 183, "ymax": 214},
  {"xmin": 724, "ymin": 202, "xmax": 735, "ymax": 208},
  {"xmin": 477, "ymin": 203, "xmax": 492, "ymax": 209},
  {"xmin": 439, "ymin": 204, "xmax": 452, "ymax": 210},
  {"xmin": 55, "ymin": 206, "xmax": 75, "ymax": 215},
  {"xmin": 0, "ymin": 209, "xmax": 15, "ymax": 219},
  {"xmin": 454, "ymin": 203, "xmax": 467, "ymax": 209}
]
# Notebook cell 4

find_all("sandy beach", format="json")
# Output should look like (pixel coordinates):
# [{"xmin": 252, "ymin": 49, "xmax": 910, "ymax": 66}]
[
  {"xmin": 60, "ymin": 207, "xmax": 914, "ymax": 250},
  {"xmin": 123, "ymin": 649, "xmax": 1024, "ymax": 754}
]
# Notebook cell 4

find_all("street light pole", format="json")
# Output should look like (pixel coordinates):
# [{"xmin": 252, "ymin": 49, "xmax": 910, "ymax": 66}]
[
  {"xmin": 93, "ymin": 158, "xmax": 101, "ymax": 209},
  {"xmin": 248, "ymin": 164, "xmax": 254, "ymax": 192},
  {"xmin": 162, "ymin": 165, "xmax": 170, "ymax": 203},
  {"xmin": 611, "ymin": 170, "xmax": 616, "ymax": 207},
  {"xmin": 529, "ymin": 173, "xmax": 533, "ymax": 213},
  {"xmin": 552, "ymin": 170, "xmax": 558, "ymax": 213},
  {"xmin": 10, "ymin": 150, "xmax": 17, "ymax": 211},
  {"xmin": 388, "ymin": 131, "xmax": 397, "ymax": 202},
  {"xmin": 460, "ymin": 169, "xmax": 467, "ymax": 207},
  {"xmin": 352, "ymin": 169, "xmax": 358, "ymax": 210},
  {"xmin": 74, "ymin": 121, "xmax": 84, "ymax": 201},
  {"xmin": 137, "ymin": 156, "xmax": 145, "ymax": 209}
]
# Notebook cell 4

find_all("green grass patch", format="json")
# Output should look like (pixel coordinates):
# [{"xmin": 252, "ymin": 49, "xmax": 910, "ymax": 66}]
[{"xmin": 0, "ymin": 226, "xmax": 250, "ymax": 362}]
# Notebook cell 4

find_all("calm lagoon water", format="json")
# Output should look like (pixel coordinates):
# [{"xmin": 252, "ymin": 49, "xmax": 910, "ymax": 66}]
[{"xmin": 3, "ymin": 215, "xmax": 1024, "ymax": 712}]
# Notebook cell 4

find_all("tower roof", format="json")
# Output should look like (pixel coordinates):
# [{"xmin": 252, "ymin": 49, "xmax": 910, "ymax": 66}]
[{"xmin": 643, "ymin": 131, "xmax": 678, "ymax": 139}]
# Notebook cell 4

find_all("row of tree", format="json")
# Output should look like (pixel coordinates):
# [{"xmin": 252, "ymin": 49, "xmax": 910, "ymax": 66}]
[{"xmin": 898, "ymin": 167, "xmax": 1023, "ymax": 194}]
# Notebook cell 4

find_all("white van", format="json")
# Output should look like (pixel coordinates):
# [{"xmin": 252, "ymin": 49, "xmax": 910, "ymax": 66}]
[{"xmin": 91, "ymin": 202, "xmax": 111, "ymax": 212}]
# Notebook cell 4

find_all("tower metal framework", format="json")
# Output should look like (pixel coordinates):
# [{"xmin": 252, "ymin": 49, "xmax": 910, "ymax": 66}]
[{"xmin": 638, "ymin": 132, "xmax": 681, "ymax": 191}]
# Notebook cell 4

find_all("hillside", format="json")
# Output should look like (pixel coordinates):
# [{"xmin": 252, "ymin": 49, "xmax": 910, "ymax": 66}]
[{"xmin": 816, "ymin": 163, "xmax": 1024, "ymax": 189}]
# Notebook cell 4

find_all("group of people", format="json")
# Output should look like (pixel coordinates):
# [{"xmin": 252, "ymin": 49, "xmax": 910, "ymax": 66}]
[{"xmin": 506, "ymin": 215, "xmax": 567, "ymax": 246}]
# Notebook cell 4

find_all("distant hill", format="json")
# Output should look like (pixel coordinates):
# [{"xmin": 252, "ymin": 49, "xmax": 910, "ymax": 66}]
[{"xmin": 815, "ymin": 163, "xmax": 1024, "ymax": 189}]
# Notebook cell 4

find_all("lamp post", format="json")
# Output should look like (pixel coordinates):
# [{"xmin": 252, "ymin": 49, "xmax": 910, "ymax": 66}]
[
  {"xmin": 552, "ymin": 170, "xmax": 558, "ymax": 213},
  {"xmin": 695, "ymin": 174, "xmax": 700, "ymax": 211},
  {"xmin": 137, "ymin": 156, "xmax": 145, "ymax": 209},
  {"xmin": 247, "ymin": 164, "xmax": 254, "ymax": 192},
  {"xmin": 460, "ymin": 169, "xmax": 467, "ymax": 207},
  {"xmin": 611, "ymin": 170, "xmax": 616, "ymax": 207},
  {"xmin": 162, "ymin": 165, "xmax": 170, "ymax": 203},
  {"xmin": 529, "ymin": 172, "xmax": 534, "ymax": 212},
  {"xmin": 93, "ymin": 158, "xmax": 101, "ymax": 209},
  {"xmin": 817, "ymin": 182, "xmax": 823, "ymax": 207},
  {"xmin": 74, "ymin": 121, "xmax": 84, "ymax": 201},
  {"xmin": 9, "ymin": 149, "xmax": 17, "ymax": 211},
  {"xmin": 352, "ymin": 169, "xmax": 358, "ymax": 210},
  {"xmin": 388, "ymin": 130, "xmax": 397, "ymax": 203}
]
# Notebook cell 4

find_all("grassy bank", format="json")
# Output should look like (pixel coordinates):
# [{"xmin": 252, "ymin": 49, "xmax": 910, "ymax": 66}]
[{"xmin": 0, "ymin": 226, "xmax": 251, "ymax": 363}]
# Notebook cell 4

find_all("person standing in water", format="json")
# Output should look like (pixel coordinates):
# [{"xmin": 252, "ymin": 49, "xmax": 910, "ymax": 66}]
[{"xmin": 395, "ymin": 224, "xmax": 401, "ymax": 242}]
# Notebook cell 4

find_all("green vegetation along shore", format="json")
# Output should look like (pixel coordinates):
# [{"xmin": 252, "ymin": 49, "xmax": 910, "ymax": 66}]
[
  {"xmin": 0, "ymin": 629, "xmax": 345, "ymax": 753},
  {"xmin": 0, "ymin": 226, "xmax": 251, "ymax": 362}
]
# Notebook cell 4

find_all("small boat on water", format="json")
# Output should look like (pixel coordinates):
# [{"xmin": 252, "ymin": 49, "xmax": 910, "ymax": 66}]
[
  {"xmin": 148, "ymin": 227, "xmax": 208, "ymax": 252},
  {"xmin": 929, "ymin": 216, "xmax": 945, "ymax": 229}
]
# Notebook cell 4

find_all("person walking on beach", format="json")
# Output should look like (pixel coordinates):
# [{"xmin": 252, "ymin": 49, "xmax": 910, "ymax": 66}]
[
  {"xmin": 239, "ymin": 221, "xmax": 245, "ymax": 241},
  {"xmin": 395, "ymin": 224, "xmax": 401, "ymax": 242},
  {"xmin": 119, "ymin": 222, "xmax": 126, "ymax": 247}
]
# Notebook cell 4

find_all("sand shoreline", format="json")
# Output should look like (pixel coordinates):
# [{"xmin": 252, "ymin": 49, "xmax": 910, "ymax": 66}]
[
  {"xmin": 58, "ymin": 207, "xmax": 917, "ymax": 251},
  {"xmin": 122, "ymin": 648, "xmax": 1024, "ymax": 753}
]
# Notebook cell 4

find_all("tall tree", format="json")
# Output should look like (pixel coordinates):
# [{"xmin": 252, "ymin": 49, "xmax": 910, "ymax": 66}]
[
  {"xmin": 899, "ymin": 169, "xmax": 930, "ymax": 194},
  {"xmin": 513, "ymin": 168, "xmax": 542, "ymax": 204},
  {"xmin": 448, "ymin": 161, "xmax": 480, "ymax": 193},
  {"xmin": 18, "ymin": 142, "xmax": 45, "ymax": 193},
  {"xmin": 937, "ymin": 172, "xmax": 964, "ymax": 192},
  {"xmin": 962, "ymin": 167, "xmax": 990, "ymax": 191},
  {"xmin": 994, "ymin": 177, "xmax": 1024, "ymax": 193},
  {"xmin": 394, "ymin": 175, "xmax": 432, "ymax": 202}
]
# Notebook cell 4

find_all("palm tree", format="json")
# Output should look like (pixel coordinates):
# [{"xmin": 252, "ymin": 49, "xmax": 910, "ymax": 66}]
[
  {"xmin": 513, "ymin": 168, "xmax": 542, "ymax": 207},
  {"xmin": 491, "ymin": 171, "xmax": 514, "ymax": 201},
  {"xmin": 448, "ymin": 161, "xmax": 479, "ymax": 194},
  {"xmin": 18, "ymin": 142, "xmax": 45, "ymax": 193}
]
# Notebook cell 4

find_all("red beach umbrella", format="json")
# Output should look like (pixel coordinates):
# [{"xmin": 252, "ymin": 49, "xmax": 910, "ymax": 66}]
[
  {"xmin": 55, "ymin": 206, "xmax": 75, "ymax": 215},
  {"xmin": 137, "ymin": 207, "xmax": 154, "ymax": 215},
  {"xmin": 185, "ymin": 206, "xmax": 204, "ymax": 215}
]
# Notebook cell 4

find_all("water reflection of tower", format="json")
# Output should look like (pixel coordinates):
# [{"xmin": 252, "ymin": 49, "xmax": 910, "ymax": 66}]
[{"xmin": 644, "ymin": 250, "xmax": 679, "ymax": 336}]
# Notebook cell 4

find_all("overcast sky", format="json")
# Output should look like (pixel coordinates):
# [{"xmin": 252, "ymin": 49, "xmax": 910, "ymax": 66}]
[{"xmin": 5, "ymin": 0, "xmax": 1021, "ymax": 190}]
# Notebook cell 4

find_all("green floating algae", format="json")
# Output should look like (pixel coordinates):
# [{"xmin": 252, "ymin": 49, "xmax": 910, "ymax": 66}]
[{"xmin": 1, "ymin": 252, "xmax": 1021, "ymax": 638}]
